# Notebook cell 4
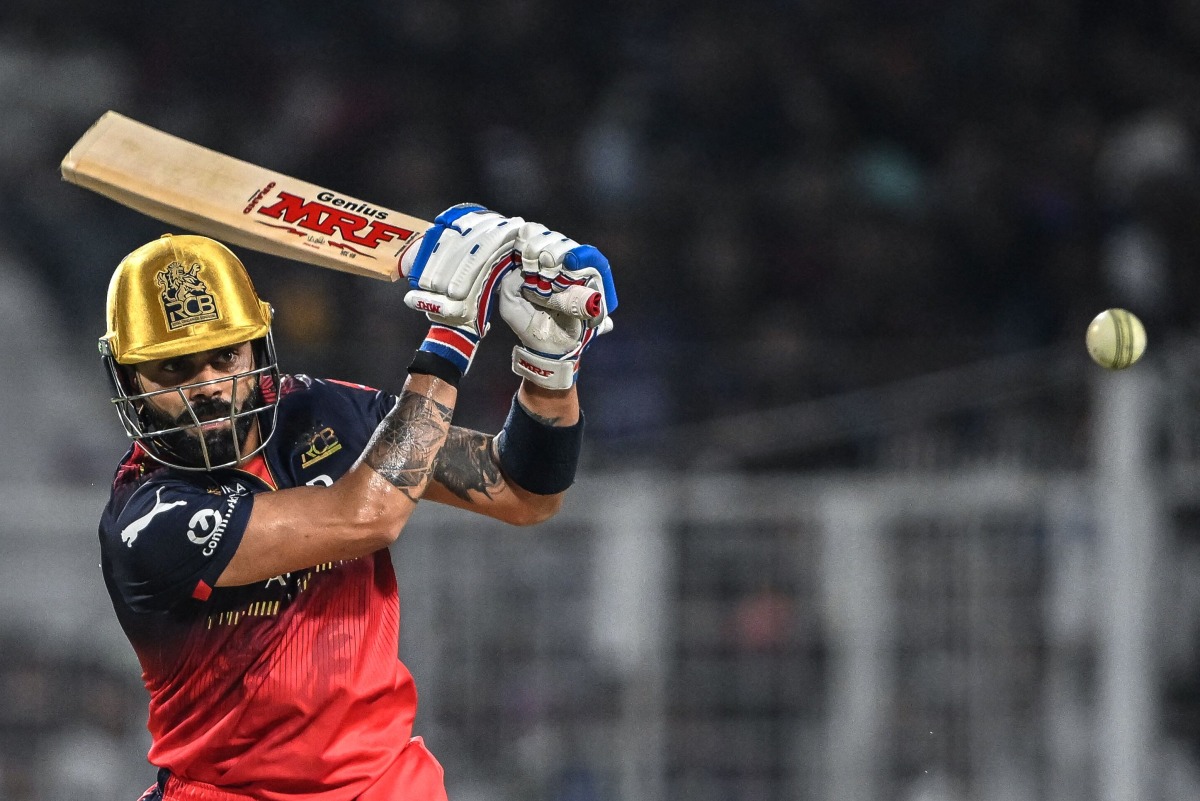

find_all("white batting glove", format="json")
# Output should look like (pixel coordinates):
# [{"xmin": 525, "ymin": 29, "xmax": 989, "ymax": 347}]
[
  {"xmin": 515, "ymin": 223, "xmax": 617, "ymax": 330},
  {"xmin": 400, "ymin": 204, "xmax": 522, "ymax": 374},
  {"xmin": 401, "ymin": 203, "xmax": 523, "ymax": 325},
  {"xmin": 498, "ymin": 265, "xmax": 615, "ymax": 390}
]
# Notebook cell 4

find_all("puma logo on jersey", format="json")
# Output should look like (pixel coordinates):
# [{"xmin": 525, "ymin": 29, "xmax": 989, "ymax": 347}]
[{"xmin": 121, "ymin": 487, "xmax": 187, "ymax": 547}]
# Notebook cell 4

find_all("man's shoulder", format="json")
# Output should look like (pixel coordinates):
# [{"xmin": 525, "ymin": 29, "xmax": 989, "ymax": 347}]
[
  {"xmin": 276, "ymin": 373, "xmax": 394, "ymax": 425},
  {"xmin": 268, "ymin": 374, "xmax": 394, "ymax": 474},
  {"xmin": 107, "ymin": 443, "xmax": 176, "ymax": 512},
  {"xmin": 98, "ymin": 467, "xmax": 255, "ymax": 611},
  {"xmin": 101, "ymin": 457, "xmax": 222, "ymax": 542}
]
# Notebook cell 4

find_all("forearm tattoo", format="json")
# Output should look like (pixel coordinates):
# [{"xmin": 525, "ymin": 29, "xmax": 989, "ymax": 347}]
[
  {"xmin": 433, "ymin": 427, "xmax": 504, "ymax": 503},
  {"xmin": 365, "ymin": 391, "xmax": 455, "ymax": 500}
]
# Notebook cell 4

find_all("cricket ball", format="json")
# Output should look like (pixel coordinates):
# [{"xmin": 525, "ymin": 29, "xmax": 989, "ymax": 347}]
[{"xmin": 1086, "ymin": 308, "xmax": 1146, "ymax": 370}]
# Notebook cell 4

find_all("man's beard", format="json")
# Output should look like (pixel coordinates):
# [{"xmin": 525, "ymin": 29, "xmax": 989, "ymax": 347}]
[{"xmin": 141, "ymin": 385, "xmax": 263, "ymax": 468}]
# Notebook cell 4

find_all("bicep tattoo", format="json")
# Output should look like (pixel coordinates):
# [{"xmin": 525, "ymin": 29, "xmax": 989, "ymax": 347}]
[
  {"xmin": 364, "ymin": 391, "xmax": 455, "ymax": 500},
  {"xmin": 433, "ymin": 427, "xmax": 504, "ymax": 503}
]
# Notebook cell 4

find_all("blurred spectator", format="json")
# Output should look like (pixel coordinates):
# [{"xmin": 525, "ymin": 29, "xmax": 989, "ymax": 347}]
[{"xmin": 7, "ymin": 0, "xmax": 1200, "ymax": 465}]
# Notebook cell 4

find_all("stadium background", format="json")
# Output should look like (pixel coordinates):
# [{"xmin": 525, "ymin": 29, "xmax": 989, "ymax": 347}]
[{"xmin": 3, "ymin": 1, "xmax": 1200, "ymax": 798}]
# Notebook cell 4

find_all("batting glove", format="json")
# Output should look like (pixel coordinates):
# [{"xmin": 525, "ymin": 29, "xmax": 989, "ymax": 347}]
[
  {"xmin": 498, "ymin": 248, "xmax": 616, "ymax": 390},
  {"xmin": 400, "ymin": 204, "xmax": 523, "ymax": 374},
  {"xmin": 515, "ymin": 223, "xmax": 618, "ymax": 330}
]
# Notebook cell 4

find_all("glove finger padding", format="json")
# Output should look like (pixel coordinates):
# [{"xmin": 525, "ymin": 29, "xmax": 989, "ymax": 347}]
[
  {"xmin": 515, "ymin": 224, "xmax": 618, "ymax": 329},
  {"xmin": 402, "ymin": 204, "xmax": 523, "ymax": 328}
]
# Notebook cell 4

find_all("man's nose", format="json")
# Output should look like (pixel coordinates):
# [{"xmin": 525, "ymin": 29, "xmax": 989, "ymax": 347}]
[{"xmin": 187, "ymin": 366, "xmax": 234, "ymax": 400}]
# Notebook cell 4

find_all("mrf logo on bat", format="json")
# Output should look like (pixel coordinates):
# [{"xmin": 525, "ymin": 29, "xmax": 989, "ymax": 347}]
[{"xmin": 245, "ymin": 183, "xmax": 416, "ymax": 259}]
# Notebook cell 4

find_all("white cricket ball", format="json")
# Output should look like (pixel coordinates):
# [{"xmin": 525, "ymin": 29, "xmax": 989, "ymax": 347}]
[{"xmin": 1085, "ymin": 308, "xmax": 1147, "ymax": 370}]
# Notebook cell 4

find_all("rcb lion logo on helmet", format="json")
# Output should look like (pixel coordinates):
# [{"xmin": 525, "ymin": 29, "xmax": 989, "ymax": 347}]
[{"xmin": 156, "ymin": 261, "xmax": 220, "ymax": 329}]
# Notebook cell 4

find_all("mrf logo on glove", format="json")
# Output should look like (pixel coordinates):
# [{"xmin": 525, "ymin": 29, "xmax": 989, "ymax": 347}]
[{"xmin": 515, "ymin": 357, "xmax": 555, "ymax": 378}]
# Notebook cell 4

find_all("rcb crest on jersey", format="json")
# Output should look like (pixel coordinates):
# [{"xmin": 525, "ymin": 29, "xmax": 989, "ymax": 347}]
[
  {"xmin": 301, "ymin": 427, "xmax": 343, "ymax": 468},
  {"xmin": 156, "ymin": 261, "xmax": 220, "ymax": 329}
]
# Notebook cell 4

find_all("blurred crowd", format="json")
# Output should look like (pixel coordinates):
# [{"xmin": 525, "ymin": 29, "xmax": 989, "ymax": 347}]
[
  {"xmin": 3, "ymin": 0, "xmax": 1200, "ymax": 469},
  {"xmin": 4, "ymin": 4, "xmax": 1200, "ymax": 798},
  {"xmin": 0, "ymin": 635, "xmax": 148, "ymax": 799}
]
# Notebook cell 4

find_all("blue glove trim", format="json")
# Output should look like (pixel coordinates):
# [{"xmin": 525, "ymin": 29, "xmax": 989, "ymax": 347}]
[
  {"xmin": 434, "ymin": 203, "xmax": 487, "ymax": 228},
  {"xmin": 407, "ymin": 227, "xmax": 444, "ymax": 290},
  {"xmin": 563, "ymin": 245, "xmax": 618, "ymax": 312},
  {"xmin": 407, "ymin": 204, "xmax": 490, "ymax": 290}
]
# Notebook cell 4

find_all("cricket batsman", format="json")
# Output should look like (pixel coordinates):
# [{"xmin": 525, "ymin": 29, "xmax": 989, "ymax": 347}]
[{"xmin": 95, "ymin": 204, "xmax": 617, "ymax": 800}]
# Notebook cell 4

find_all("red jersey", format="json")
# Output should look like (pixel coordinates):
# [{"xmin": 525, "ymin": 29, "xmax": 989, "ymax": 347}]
[{"xmin": 99, "ymin": 376, "xmax": 443, "ymax": 800}]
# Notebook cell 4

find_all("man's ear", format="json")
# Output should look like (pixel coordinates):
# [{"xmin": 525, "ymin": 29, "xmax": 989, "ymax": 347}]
[{"xmin": 119, "ymin": 364, "xmax": 146, "ymax": 401}]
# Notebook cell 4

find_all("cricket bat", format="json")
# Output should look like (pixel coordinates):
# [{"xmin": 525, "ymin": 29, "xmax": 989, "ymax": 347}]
[
  {"xmin": 61, "ymin": 111, "xmax": 600, "ymax": 318},
  {"xmin": 62, "ymin": 111, "xmax": 427, "ymax": 281}
]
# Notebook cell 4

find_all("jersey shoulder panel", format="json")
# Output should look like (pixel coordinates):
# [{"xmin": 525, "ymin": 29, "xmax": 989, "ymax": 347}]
[
  {"xmin": 285, "ymin": 374, "xmax": 397, "ymax": 423},
  {"xmin": 266, "ymin": 375, "xmax": 398, "ymax": 486},
  {"xmin": 110, "ymin": 441, "xmax": 166, "ymax": 501}
]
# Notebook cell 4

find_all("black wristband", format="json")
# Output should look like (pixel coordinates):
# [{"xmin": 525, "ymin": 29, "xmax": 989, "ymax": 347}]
[
  {"xmin": 496, "ymin": 394, "xmax": 585, "ymax": 495},
  {"xmin": 407, "ymin": 350, "xmax": 462, "ymax": 387}
]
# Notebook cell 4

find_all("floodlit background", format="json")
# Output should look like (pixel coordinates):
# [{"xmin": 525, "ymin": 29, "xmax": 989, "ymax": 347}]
[{"xmin": 3, "ymin": 1, "xmax": 1200, "ymax": 799}]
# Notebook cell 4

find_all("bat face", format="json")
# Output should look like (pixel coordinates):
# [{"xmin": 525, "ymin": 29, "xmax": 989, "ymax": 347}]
[{"xmin": 61, "ymin": 111, "xmax": 431, "ymax": 281}]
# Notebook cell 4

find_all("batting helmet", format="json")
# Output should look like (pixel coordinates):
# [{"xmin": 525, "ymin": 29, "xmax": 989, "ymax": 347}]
[{"xmin": 99, "ymin": 234, "xmax": 281, "ymax": 471}]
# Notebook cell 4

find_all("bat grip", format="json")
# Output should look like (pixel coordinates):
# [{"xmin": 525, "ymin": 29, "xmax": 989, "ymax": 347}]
[{"xmin": 537, "ymin": 285, "xmax": 602, "ymax": 321}]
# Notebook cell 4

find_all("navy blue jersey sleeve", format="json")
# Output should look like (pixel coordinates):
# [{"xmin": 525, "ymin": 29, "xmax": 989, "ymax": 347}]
[{"xmin": 100, "ymin": 479, "xmax": 253, "ymax": 612}]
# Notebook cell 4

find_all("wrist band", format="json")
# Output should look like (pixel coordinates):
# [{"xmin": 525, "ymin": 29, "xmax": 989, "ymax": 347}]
[
  {"xmin": 407, "ymin": 350, "xmax": 462, "ymax": 387},
  {"xmin": 496, "ymin": 394, "xmax": 584, "ymax": 495}
]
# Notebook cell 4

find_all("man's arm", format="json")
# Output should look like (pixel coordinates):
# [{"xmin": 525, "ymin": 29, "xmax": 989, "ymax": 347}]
[
  {"xmin": 210, "ymin": 205, "xmax": 535, "ymax": 586},
  {"xmin": 215, "ymin": 373, "xmax": 457, "ymax": 586},
  {"xmin": 422, "ymin": 382, "xmax": 579, "ymax": 525},
  {"xmin": 216, "ymin": 208, "xmax": 613, "ymax": 582},
  {"xmin": 420, "ymin": 222, "xmax": 616, "ymax": 523}
]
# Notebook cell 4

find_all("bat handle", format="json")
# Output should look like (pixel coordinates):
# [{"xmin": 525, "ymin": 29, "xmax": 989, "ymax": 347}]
[{"xmin": 535, "ymin": 284, "xmax": 603, "ymax": 321}]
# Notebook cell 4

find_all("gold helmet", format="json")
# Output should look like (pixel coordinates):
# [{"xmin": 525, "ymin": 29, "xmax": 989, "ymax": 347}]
[
  {"xmin": 100, "ymin": 234, "xmax": 281, "ymax": 471},
  {"xmin": 101, "ymin": 234, "xmax": 273, "ymax": 364}
]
